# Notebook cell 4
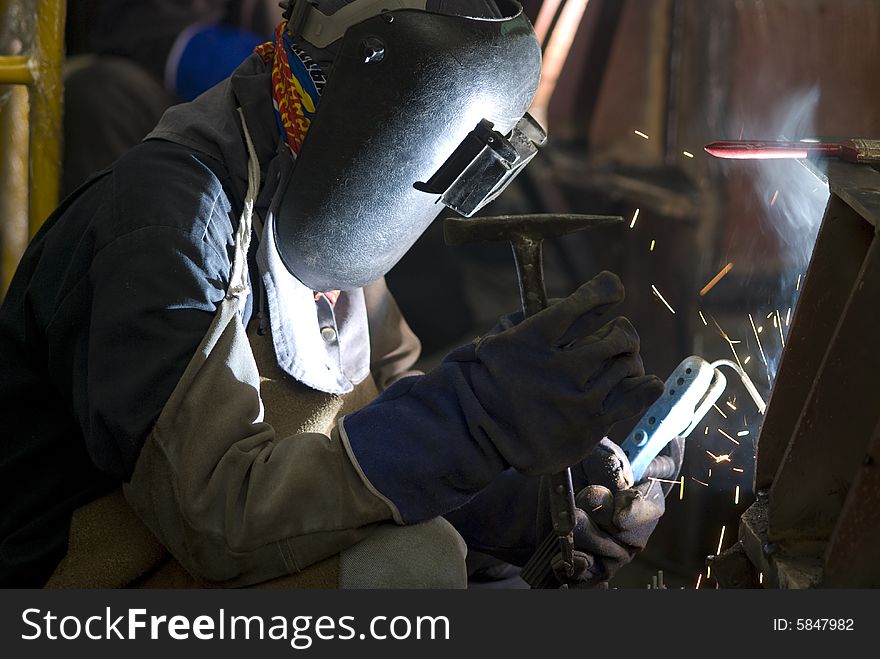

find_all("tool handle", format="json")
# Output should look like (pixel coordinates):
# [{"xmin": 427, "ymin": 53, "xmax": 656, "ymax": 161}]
[
  {"xmin": 620, "ymin": 355, "xmax": 725, "ymax": 481},
  {"xmin": 510, "ymin": 239, "xmax": 547, "ymax": 317},
  {"xmin": 848, "ymin": 138, "xmax": 880, "ymax": 163},
  {"xmin": 546, "ymin": 469, "xmax": 577, "ymax": 581},
  {"xmin": 521, "ymin": 529, "xmax": 568, "ymax": 589},
  {"xmin": 640, "ymin": 455, "xmax": 679, "ymax": 481}
]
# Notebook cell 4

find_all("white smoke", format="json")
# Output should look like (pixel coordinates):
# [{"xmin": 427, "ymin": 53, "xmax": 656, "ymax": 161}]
[{"xmin": 743, "ymin": 86, "xmax": 830, "ymax": 381}]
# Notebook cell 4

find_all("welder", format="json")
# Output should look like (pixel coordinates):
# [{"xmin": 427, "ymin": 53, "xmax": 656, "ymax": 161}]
[{"xmin": 0, "ymin": 0, "xmax": 677, "ymax": 588}]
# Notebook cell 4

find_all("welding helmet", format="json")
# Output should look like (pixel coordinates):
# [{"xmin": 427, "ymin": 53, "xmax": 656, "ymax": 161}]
[{"xmin": 274, "ymin": 0, "xmax": 545, "ymax": 291}]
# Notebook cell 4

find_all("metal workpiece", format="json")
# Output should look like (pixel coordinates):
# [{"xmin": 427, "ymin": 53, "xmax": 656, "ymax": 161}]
[
  {"xmin": 710, "ymin": 541, "xmax": 761, "ymax": 589},
  {"xmin": 768, "ymin": 234, "xmax": 880, "ymax": 543},
  {"xmin": 731, "ymin": 161, "xmax": 880, "ymax": 587},
  {"xmin": 738, "ymin": 499, "xmax": 823, "ymax": 590},
  {"xmin": 753, "ymin": 195, "xmax": 872, "ymax": 490},
  {"xmin": 822, "ymin": 418, "xmax": 880, "ymax": 587}
]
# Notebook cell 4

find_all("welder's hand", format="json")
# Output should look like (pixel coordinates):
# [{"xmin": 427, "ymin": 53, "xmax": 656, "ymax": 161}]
[
  {"xmin": 343, "ymin": 272, "xmax": 663, "ymax": 526},
  {"xmin": 562, "ymin": 482, "xmax": 665, "ymax": 587},
  {"xmin": 576, "ymin": 436, "xmax": 686, "ymax": 496},
  {"xmin": 559, "ymin": 437, "xmax": 684, "ymax": 587},
  {"xmin": 450, "ymin": 271, "xmax": 664, "ymax": 476}
]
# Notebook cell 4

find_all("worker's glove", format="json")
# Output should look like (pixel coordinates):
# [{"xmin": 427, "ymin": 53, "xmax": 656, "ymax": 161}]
[
  {"xmin": 448, "ymin": 271, "xmax": 664, "ymax": 476},
  {"xmin": 556, "ymin": 437, "xmax": 685, "ymax": 586},
  {"xmin": 343, "ymin": 271, "xmax": 663, "ymax": 524}
]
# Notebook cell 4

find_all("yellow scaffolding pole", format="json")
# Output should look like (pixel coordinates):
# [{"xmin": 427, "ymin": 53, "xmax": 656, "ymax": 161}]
[{"xmin": 0, "ymin": 0, "xmax": 65, "ymax": 294}]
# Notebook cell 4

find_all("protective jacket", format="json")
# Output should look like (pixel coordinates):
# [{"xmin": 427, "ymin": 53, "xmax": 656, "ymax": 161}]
[
  {"xmin": 0, "ymin": 52, "xmax": 419, "ymax": 586},
  {"xmin": 1, "ymin": 50, "xmax": 559, "ymax": 587}
]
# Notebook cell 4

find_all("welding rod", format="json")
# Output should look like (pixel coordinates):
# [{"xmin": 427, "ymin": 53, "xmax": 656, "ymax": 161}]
[{"xmin": 705, "ymin": 138, "xmax": 880, "ymax": 163}]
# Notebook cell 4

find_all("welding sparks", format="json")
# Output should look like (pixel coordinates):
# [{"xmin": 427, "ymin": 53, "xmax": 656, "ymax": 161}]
[
  {"xmin": 679, "ymin": 476, "xmax": 685, "ymax": 500},
  {"xmin": 770, "ymin": 190, "xmax": 779, "ymax": 207},
  {"xmin": 706, "ymin": 451, "xmax": 732, "ymax": 464},
  {"xmin": 683, "ymin": 150, "xmax": 695, "ymax": 158},
  {"xmin": 711, "ymin": 317, "xmax": 744, "ymax": 370},
  {"xmin": 713, "ymin": 404, "xmax": 728, "ymax": 420},
  {"xmin": 758, "ymin": 325, "xmax": 764, "ymax": 333},
  {"xmin": 649, "ymin": 477, "xmax": 681, "ymax": 485},
  {"xmin": 650, "ymin": 239, "xmax": 655, "ymax": 252},
  {"xmin": 796, "ymin": 274, "xmax": 802, "ymax": 291},
  {"xmin": 772, "ymin": 314, "xmax": 778, "ymax": 328},
  {"xmin": 759, "ymin": 572, "xmax": 764, "ymax": 584},
  {"xmin": 748, "ymin": 312, "xmax": 769, "ymax": 369},
  {"xmin": 651, "ymin": 284, "xmax": 676, "ymax": 314},
  {"xmin": 698, "ymin": 310, "xmax": 707, "ymax": 326},
  {"xmin": 733, "ymin": 467, "xmax": 744, "ymax": 473},
  {"xmin": 744, "ymin": 355, "xmax": 751, "ymax": 365},
  {"xmin": 735, "ymin": 486, "xmax": 740, "ymax": 504},
  {"xmin": 591, "ymin": 504, "xmax": 603, "ymax": 513},
  {"xmin": 725, "ymin": 400, "xmax": 737, "ymax": 411},
  {"xmin": 716, "ymin": 526, "xmax": 726, "ymax": 555},
  {"xmin": 786, "ymin": 307, "xmax": 791, "ymax": 326},
  {"xmin": 776, "ymin": 309, "xmax": 785, "ymax": 348},
  {"xmin": 696, "ymin": 574, "xmax": 702, "ymax": 589},
  {"xmin": 718, "ymin": 428, "xmax": 740, "ymax": 445},
  {"xmin": 630, "ymin": 208, "xmax": 640, "ymax": 228},
  {"xmin": 704, "ymin": 426, "xmax": 709, "ymax": 435},
  {"xmin": 691, "ymin": 477, "xmax": 709, "ymax": 487},
  {"xmin": 634, "ymin": 129, "xmax": 650, "ymax": 140},
  {"xmin": 700, "ymin": 262, "xmax": 733, "ymax": 297},
  {"xmin": 737, "ymin": 430, "xmax": 749, "ymax": 437}
]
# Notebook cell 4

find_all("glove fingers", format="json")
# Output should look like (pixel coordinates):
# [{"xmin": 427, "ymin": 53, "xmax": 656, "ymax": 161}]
[
  {"xmin": 564, "ymin": 315, "xmax": 639, "ymax": 354},
  {"xmin": 556, "ymin": 298, "xmax": 625, "ymax": 348},
  {"xmin": 564, "ymin": 317, "xmax": 642, "ymax": 396},
  {"xmin": 573, "ymin": 503, "xmax": 634, "ymax": 565},
  {"xmin": 570, "ymin": 487, "xmax": 666, "ymax": 584},
  {"xmin": 575, "ymin": 485, "xmax": 615, "ymax": 528},
  {"xmin": 611, "ymin": 488, "xmax": 664, "ymax": 548},
  {"xmin": 551, "ymin": 550, "xmax": 598, "ymax": 586},
  {"xmin": 527, "ymin": 271, "xmax": 625, "ymax": 344},
  {"xmin": 578, "ymin": 438, "xmax": 635, "ymax": 491},
  {"xmin": 601, "ymin": 374, "xmax": 664, "ymax": 425},
  {"xmin": 583, "ymin": 352, "xmax": 645, "ymax": 406}
]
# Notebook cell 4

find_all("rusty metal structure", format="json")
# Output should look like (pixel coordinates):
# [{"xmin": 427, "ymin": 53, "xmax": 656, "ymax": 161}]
[
  {"xmin": 0, "ymin": 0, "xmax": 65, "ymax": 296},
  {"xmin": 715, "ymin": 160, "xmax": 880, "ymax": 588}
]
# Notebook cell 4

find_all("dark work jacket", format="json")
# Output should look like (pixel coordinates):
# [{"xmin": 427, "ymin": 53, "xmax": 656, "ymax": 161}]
[
  {"xmin": 0, "ymin": 50, "xmax": 563, "ymax": 587},
  {"xmin": 0, "ymin": 141, "xmax": 241, "ymax": 587}
]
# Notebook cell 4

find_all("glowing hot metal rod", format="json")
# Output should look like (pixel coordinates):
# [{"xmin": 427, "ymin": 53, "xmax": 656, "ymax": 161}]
[{"xmin": 704, "ymin": 138, "xmax": 880, "ymax": 163}]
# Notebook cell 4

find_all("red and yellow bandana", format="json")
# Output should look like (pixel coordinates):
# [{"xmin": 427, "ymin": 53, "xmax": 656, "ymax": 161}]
[
  {"xmin": 255, "ymin": 24, "xmax": 340, "ymax": 303},
  {"xmin": 255, "ymin": 22, "xmax": 325, "ymax": 156}
]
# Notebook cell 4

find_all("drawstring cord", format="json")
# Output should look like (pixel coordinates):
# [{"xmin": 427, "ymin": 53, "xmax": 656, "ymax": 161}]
[{"xmin": 226, "ymin": 107, "xmax": 262, "ymax": 309}]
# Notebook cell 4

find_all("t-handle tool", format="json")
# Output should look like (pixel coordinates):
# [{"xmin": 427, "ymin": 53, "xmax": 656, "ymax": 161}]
[{"xmin": 444, "ymin": 213, "xmax": 623, "ymax": 586}]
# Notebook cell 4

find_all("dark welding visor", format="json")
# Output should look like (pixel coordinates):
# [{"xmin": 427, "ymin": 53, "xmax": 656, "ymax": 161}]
[{"xmin": 274, "ymin": 0, "xmax": 543, "ymax": 291}]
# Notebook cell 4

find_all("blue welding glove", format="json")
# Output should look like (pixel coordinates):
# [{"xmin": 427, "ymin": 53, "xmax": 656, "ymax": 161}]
[
  {"xmin": 454, "ymin": 272, "xmax": 664, "ymax": 477},
  {"xmin": 345, "ymin": 271, "xmax": 664, "ymax": 524},
  {"xmin": 557, "ymin": 437, "xmax": 685, "ymax": 587}
]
